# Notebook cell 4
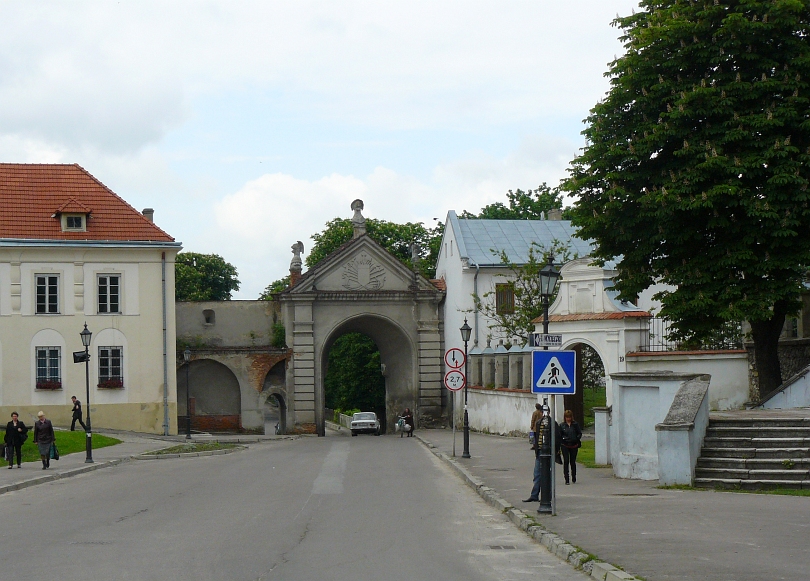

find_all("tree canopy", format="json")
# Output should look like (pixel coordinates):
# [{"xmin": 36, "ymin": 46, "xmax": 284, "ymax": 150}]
[
  {"xmin": 259, "ymin": 275, "xmax": 290, "ymax": 300},
  {"xmin": 175, "ymin": 252, "xmax": 240, "ymax": 301},
  {"xmin": 461, "ymin": 184, "xmax": 567, "ymax": 219},
  {"xmin": 565, "ymin": 0, "xmax": 810, "ymax": 395},
  {"xmin": 306, "ymin": 217, "xmax": 443, "ymax": 279},
  {"xmin": 324, "ymin": 333, "xmax": 385, "ymax": 414}
]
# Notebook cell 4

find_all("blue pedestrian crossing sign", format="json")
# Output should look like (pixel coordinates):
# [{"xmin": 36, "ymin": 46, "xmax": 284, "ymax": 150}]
[{"xmin": 532, "ymin": 350, "xmax": 576, "ymax": 395}]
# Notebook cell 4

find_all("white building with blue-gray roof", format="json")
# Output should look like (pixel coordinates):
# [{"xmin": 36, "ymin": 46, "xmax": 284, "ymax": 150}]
[{"xmin": 435, "ymin": 209, "xmax": 594, "ymax": 361}]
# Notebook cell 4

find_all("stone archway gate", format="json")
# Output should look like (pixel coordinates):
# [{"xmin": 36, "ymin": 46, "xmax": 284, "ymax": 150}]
[{"xmin": 280, "ymin": 229, "xmax": 445, "ymax": 436}]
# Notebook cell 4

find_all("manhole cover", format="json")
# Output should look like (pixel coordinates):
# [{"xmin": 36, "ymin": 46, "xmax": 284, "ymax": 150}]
[
  {"xmin": 489, "ymin": 545, "xmax": 517, "ymax": 550},
  {"xmin": 485, "ymin": 468, "xmax": 513, "ymax": 472},
  {"xmin": 611, "ymin": 493, "xmax": 658, "ymax": 497}
]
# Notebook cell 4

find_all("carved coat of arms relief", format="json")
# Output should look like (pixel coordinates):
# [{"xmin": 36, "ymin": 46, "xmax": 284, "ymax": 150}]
[{"xmin": 342, "ymin": 252, "xmax": 386, "ymax": 290}]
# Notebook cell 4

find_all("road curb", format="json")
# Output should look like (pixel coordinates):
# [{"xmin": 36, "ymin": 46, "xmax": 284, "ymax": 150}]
[
  {"xmin": 416, "ymin": 435, "xmax": 640, "ymax": 581},
  {"xmin": 0, "ymin": 457, "xmax": 129, "ymax": 496},
  {"xmin": 132, "ymin": 445, "xmax": 246, "ymax": 460}
]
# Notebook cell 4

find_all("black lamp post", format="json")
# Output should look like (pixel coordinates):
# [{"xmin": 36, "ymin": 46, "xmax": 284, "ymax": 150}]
[
  {"xmin": 79, "ymin": 323, "xmax": 93, "ymax": 463},
  {"xmin": 183, "ymin": 348, "xmax": 192, "ymax": 439},
  {"xmin": 538, "ymin": 255, "xmax": 563, "ymax": 342},
  {"xmin": 460, "ymin": 318, "xmax": 472, "ymax": 459}
]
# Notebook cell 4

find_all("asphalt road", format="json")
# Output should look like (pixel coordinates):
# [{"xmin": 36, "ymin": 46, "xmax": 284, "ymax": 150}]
[{"xmin": 0, "ymin": 431, "xmax": 587, "ymax": 581}]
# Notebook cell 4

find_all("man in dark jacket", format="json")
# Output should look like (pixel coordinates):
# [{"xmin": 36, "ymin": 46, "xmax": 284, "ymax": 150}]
[{"xmin": 70, "ymin": 396, "xmax": 87, "ymax": 431}]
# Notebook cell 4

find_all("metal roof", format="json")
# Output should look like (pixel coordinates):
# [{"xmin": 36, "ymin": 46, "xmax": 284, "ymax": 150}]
[{"xmin": 448, "ymin": 211, "xmax": 593, "ymax": 266}]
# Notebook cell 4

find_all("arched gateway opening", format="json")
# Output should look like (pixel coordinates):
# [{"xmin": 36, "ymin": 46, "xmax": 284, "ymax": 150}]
[
  {"xmin": 177, "ymin": 359, "xmax": 242, "ymax": 432},
  {"xmin": 322, "ymin": 317, "xmax": 414, "ymax": 434}
]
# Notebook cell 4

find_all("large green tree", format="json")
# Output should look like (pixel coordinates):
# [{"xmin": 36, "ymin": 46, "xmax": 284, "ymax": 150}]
[
  {"xmin": 324, "ymin": 333, "xmax": 386, "ymax": 413},
  {"xmin": 565, "ymin": 0, "xmax": 810, "ymax": 396},
  {"xmin": 175, "ymin": 252, "xmax": 240, "ymax": 301},
  {"xmin": 306, "ymin": 217, "xmax": 443, "ymax": 279},
  {"xmin": 462, "ymin": 183, "xmax": 567, "ymax": 219}
]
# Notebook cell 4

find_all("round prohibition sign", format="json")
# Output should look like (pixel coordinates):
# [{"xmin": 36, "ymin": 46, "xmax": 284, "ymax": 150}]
[
  {"xmin": 444, "ymin": 348, "xmax": 465, "ymax": 369},
  {"xmin": 444, "ymin": 369, "xmax": 466, "ymax": 391}
]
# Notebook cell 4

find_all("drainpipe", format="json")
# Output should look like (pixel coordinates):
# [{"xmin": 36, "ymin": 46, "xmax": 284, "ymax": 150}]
[
  {"xmin": 471, "ymin": 259, "xmax": 480, "ymax": 346},
  {"xmin": 162, "ymin": 251, "xmax": 169, "ymax": 435}
]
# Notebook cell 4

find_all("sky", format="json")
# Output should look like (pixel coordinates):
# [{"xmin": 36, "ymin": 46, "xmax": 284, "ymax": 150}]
[{"xmin": 0, "ymin": 1, "xmax": 640, "ymax": 298}]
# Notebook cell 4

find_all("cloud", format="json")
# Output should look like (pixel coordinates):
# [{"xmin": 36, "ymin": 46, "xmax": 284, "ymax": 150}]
[
  {"xmin": 210, "ymin": 131, "xmax": 574, "ymax": 298},
  {"xmin": 0, "ymin": 1, "xmax": 637, "ymax": 152}
]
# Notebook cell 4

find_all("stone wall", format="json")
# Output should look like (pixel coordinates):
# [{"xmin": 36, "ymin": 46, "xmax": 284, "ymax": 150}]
[{"xmin": 746, "ymin": 338, "xmax": 810, "ymax": 401}]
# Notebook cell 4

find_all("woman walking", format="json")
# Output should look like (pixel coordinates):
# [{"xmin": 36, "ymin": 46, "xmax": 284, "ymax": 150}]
[
  {"xmin": 559, "ymin": 410, "xmax": 582, "ymax": 485},
  {"xmin": 4, "ymin": 412, "xmax": 28, "ymax": 469},
  {"xmin": 33, "ymin": 411, "xmax": 55, "ymax": 470}
]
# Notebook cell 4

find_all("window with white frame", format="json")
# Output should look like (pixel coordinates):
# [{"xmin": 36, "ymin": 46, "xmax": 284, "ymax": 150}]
[
  {"xmin": 35, "ymin": 347, "xmax": 62, "ymax": 389},
  {"xmin": 35, "ymin": 274, "xmax": 59, "ymax": 314},
  {"xmin": 98, "ymin": 346, "xmax": 124, "ymax": 388},
  {"xmin": 98, "ymin": 275, "xmax": 121, "ymax": 313}
]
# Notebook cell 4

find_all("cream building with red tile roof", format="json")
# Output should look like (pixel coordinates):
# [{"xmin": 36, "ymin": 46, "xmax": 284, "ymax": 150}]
[{"xmin": 0, "ymin": 164, "xmax": 182, "ymax": 434}]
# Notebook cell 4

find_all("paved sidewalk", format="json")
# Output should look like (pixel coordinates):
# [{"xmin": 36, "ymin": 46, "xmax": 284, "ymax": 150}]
[
  {"xmin": 420, "ymin": 428, "xmax": 809, "ymax": 581},
  {"xmin": 0, "ymin": 429, "xmax": 170, "ymax": 494}
]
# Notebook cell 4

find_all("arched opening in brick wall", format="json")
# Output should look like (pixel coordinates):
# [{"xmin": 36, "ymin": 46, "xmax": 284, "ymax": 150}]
[
  {"xmin": 263, "ymin": 360, "xmax": 287, "ymax": 434},
  {"xmin": 177, "ymin": 359, "xmax": 242, "ymax": 432}
]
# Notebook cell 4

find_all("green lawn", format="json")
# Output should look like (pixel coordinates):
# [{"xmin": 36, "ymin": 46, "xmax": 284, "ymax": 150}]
[
  {"xmin": 658, "ymin": 484, "xmax": 810, "ymax": 497},
  {"xmin": 583, "ymin": 386, "xmax": 606, "ymax": 427},
  {"xmin": 576, "ymin": 439, "xmax": 610, "ymax": 469},
  {"xmin": 6, "ymin": 431, "xmax": 121, "ymax": 464}
]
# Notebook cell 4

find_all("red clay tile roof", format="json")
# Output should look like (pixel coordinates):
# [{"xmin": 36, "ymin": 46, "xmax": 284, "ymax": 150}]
[
  {"xmin": 0, "ymin": 163, "xmax": 174, "ymax": 242},
  {"xmin": 531, "ymin": 311, "xmax": 652, "ymax": 323},
  {"xmin": 430, "ymin": 278, "xmax": 447, "ymax": 291},
  {"xmin": 54, "ymin": 197, "xmax": 93, "ymax": 215}
]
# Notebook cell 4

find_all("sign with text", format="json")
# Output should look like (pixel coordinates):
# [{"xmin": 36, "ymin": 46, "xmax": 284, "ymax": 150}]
[
  {"xmin": 444, "ymin": 370, "xmax": 466, "ymax": 391},
  {"xmin": 531, "ymin": 350, "xmax": 576, "ymax": 395},
  {"xmin": 532, "ymin": 333, "xmax": 563, "ymax": 348}
]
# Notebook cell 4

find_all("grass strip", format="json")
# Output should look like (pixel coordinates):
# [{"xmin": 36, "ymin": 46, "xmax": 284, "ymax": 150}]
[
  {"xmin": 145, "ymin": 442, "xmax": 238, "ymax": 455},
  {"xmin": 4, "ymin": 431, "xmax": 121, "ymax": 464},
  {"xmin": 577, "ymin": 439, "xmax": 610, "ymax": 469},
  {"xmin": 658, "ymin": 483, "xmax": 810, "ymax": 497}
]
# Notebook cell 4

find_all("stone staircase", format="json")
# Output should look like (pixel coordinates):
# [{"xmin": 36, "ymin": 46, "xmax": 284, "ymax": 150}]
[{"xmin": 695, "ymin": 413, "xmax": 810, "ymax": 490}]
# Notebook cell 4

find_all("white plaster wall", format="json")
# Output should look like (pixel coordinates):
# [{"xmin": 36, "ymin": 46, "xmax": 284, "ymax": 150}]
[
  {"xmin": 466, "ymin": 387, "xmax": 539, "ymax": 435},
  {"xmin": 636, "ymin": 282, "xmax": 675, "ymax": 315},
  {"xmin": 626, "ymin": 352, "xmax": 748, "ymax": 410}
]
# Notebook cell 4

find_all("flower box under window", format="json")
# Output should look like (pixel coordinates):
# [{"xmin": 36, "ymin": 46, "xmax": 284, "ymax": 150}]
[
  {"xmin": 36, "ymin": 380, "xmax": 62, "ymax": 390},
  {"xmin": 97, "ymin": 378, "xmax": 124, "ymax": 389}
]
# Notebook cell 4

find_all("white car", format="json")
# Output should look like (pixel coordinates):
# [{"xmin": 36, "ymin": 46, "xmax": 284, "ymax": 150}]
[{"xmin": 350, "ymin": 412, "xmax": 381, "ymax": 436}]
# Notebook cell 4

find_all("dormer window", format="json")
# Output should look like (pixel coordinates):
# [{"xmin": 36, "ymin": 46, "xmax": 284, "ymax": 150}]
[{"xmin": 62, "ymin": 214, "xmax": 86, "ymax": 231}]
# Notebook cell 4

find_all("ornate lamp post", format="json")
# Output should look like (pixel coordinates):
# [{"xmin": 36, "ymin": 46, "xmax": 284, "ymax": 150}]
[
  {"xmin": 460, "ymin": 319, "xmax": 472, "ymax": 459},
  {"xmin": 79, "ymin": 323, "xmax": 93, "ymax": 463},
  {"xmin": 538, "ymin": 254, "xmax": 562, "ymax": 339},
  {"xmin": 184, "ymin": 348, "xmax": 192, "ymax": 439},
  {"xmin": 537, "ymin": 255, "xmax": 562, "ymax": 515}
]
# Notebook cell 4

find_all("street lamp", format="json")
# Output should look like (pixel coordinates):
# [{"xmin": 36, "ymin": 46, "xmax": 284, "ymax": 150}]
[
  {"xmin": 183, "ymin": 348, "xmax": 192, "ymax": 439},
  {"xmin": 79, "ymin": 323, "xmax": 93, "ymax": 463},
  {"xmin": 460, "ymin": 318, "xmax": 472, "ymax": 459},
  {"xmin": 538, "ymin": 255, "xmax": 562, "ymax": 338}
]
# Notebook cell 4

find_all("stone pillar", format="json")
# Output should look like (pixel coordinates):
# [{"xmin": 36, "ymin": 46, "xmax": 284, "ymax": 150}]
[
  {"xmin": 593, "ymin": 406, "xmax": 611, "ymax": 466},
  {"xmin": 522, "ymin": 345, "xmax": 533, "ymax": 391},
  {"xmin": 291, "ymin": 300, "xmax": 316, "ymax": 433},
  {"xmin": 468, "ymin": 347, "xmax": 481, "ymax": 386},
  {"xmin": 417, "ymin": 317, "xmax": 443, "ymax": 424},
  {"xmin": 480, "ymin": 339, "xmax": 495, "ymax": 387},
  {"xmin": 494, "ymin": 340, "xmax": 509, "ymax": 388},
  {"xmin": 508, "ymin": 345, "xmax": 523, "ymax": 389}
]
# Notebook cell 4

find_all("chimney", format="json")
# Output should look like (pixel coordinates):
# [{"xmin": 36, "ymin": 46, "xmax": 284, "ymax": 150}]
[
  {"xmin": 142, "ymin": 208, "xmax": 154, "ymax": 222},
  {"xmin": 547, "ymin": 208, "xmax": 563, "ymax": 221}
]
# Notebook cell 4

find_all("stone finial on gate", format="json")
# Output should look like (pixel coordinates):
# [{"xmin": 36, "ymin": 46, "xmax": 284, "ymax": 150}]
[
  {"xmin": 290, "ymin": 241, "xmax": 304, "ymax": 286},
  {"xmin": 351, "ymin": 199, "xmax": 366, "ymax": 238}
]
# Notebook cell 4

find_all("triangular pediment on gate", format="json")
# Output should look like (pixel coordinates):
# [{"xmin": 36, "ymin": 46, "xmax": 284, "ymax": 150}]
[{"xmin": 286, "ymin": 235, "xmax": 441, "ymax": 294}]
